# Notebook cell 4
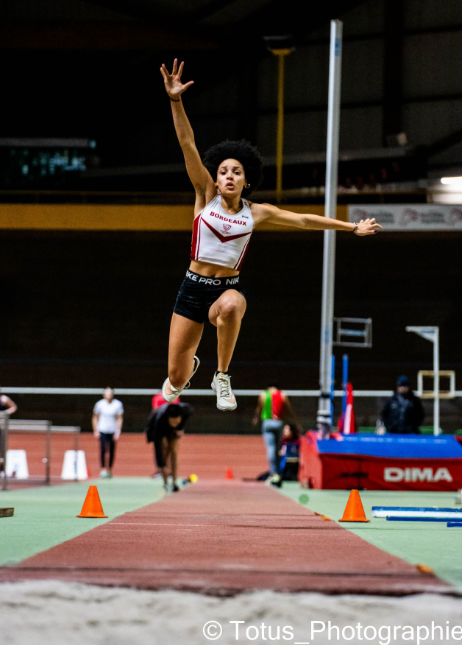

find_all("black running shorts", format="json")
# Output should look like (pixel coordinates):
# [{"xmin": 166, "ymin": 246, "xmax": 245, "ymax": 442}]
[{"xmin": 173, "ymin": 269, "xmax": 246, "ymax": 324}]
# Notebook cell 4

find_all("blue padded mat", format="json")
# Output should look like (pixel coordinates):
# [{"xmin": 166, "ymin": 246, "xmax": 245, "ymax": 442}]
[{"xmin": 317, "ymin": 434, "xmax": 462, "ymax": 458}]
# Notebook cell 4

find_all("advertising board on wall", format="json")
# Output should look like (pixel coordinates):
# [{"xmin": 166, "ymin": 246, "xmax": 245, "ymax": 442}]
[{"xmin": 348, "ymin": 204, "xmax": 462, "ymax": 230}]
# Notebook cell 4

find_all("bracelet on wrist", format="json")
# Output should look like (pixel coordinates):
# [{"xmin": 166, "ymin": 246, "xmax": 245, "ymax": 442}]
[
  {"xmin": 353, "ymin": 222, "xmax": 359, "ymax": 234},
  {"xmin": 170, "ymin": 96, "xmax": 181, "ymax": 103}
]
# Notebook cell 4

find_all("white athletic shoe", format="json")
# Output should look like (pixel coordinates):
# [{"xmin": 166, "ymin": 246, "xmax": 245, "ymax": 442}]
[
  {"xmin": 211, "ymin": 372, "xmax": 237, "ymax": 411},
  {"xmin": 270, "ymin": 473, "xmax": 282, "ymax": 488},
  {"xmin": 162, "ymin": 356, "xmax": 200, "ymax": 402}
]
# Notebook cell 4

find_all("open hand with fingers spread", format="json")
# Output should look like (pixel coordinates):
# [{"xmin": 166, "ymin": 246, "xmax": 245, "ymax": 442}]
[
  {"xmin": 160, "ymin": 59, "xmax": 194, "ymax": 101},
  {"xmin": 354, "ymin": 218, "xmax": 383, "ymax": 236}
]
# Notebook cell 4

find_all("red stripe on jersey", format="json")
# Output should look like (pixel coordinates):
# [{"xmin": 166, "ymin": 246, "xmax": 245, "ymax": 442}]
[
  {"xmin": 190, "ymin": 215, "xmax": 201, "ymax": 260},
  {"xmin": 202, "ymin": 218, "xmax": 252, "ymax": 243},
  {"xmin": 234, "ymin": 236, "xmax": 251, "ymax": 270},
  {"xmin": 197, "ymin": 216, "xmax": 202, "ymax": 259}
]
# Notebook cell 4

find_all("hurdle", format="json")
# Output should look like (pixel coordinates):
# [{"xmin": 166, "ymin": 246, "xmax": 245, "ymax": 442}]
[{"xmin": 1, "ymin": 414, "xmax": 81, "ymax": 490}]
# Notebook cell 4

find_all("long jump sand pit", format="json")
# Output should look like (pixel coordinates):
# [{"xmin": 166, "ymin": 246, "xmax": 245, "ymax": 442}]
[{"xmin": 2, "ymin": 581, "xmax": 462, "ymax": 645}]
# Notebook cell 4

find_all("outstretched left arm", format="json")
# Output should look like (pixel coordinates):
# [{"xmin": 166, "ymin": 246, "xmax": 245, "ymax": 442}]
[{"xmin": 253, "ymin": 203, "xmax": 383, "ymax": 236}]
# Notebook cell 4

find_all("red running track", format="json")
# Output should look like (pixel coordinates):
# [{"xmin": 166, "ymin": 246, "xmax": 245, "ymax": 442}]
[
  {"xmin": 0, "ymin": 480, "xmax": 451, "ymax": 595},
  {"xmin": 6, "ymin": 434, "xmax": 269, "ymax": 481}
]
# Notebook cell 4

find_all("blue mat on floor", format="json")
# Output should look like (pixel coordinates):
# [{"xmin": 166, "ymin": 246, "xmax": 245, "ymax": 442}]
[{"xmin": 317, "ymin": 434, "xmax": 462, "ymax": 458}]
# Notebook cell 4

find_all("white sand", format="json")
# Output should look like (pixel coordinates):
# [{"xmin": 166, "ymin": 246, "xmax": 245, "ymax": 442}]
[{"xmin": 2, "ymin": 582, "xmax": 462, "ymax": 645}]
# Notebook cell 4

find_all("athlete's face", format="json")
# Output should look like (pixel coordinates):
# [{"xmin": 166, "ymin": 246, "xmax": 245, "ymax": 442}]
[
  {"xmin": 168, "ymin": 416, "xmax": 182, "ymax": 428},
  {"xmin": 104, "ymin": 388, "xmax": 114, "ymax": 402},
  {"xmin": 216, "ymin": 159, "xmax": 246, "ymax": 198}
]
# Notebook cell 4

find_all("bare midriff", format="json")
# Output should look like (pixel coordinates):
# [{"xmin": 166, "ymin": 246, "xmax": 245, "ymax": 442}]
[{"xmin": 189, "ymin": 260, "xmax": 240, "ymax": 278}]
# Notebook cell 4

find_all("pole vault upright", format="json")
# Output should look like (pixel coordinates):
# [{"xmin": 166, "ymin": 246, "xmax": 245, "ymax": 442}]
[{"xmin": 317, "ymin": 20, "xmax": 343, "ymax": 428}]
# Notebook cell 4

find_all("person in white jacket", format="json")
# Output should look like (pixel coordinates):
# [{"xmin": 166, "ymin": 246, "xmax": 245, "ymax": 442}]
[{"xmin": 92, "ymin": 387, "xmax": 123, "ymax": 478}]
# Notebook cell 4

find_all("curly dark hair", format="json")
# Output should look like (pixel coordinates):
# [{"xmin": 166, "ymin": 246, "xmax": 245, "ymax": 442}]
[
  {"xmin": 203, "ymin": 140, "xmax": 264, "ymax": 197},
  {"xmin": 286, "ymin": 423, "xmax": 301, "ymax": 440}
]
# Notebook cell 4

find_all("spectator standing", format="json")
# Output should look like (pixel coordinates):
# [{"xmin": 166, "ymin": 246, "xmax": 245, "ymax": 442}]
[
  {"xmin": 253, "ymin": 383, "xmax": 301, "ymax": 486},
  {"xmin": 381, "ymin": 375, "xmax": 425, "ymax": 434},
  {"xmin": 92, "ymin": 387, "xmax": 124, "ymax": 478}
]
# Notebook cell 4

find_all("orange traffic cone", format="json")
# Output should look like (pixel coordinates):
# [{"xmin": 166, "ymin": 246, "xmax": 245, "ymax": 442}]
[
  {"xmin": 77, "ymin": 485, "xmax": 108, "ymax": 518},
  {"xmin": 338, "ymin": 489, "xmax": 370, "ymax": 522},
  {"xmin": 225, "ymin": 467, "xmax": 234, "ymax": 480}
]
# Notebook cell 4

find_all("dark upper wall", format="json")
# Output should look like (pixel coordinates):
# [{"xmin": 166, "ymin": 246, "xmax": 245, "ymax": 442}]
[
  {"xmin": 2, "ymin": 0, "xmax": 462, "ymax": 179},
  {"xmin": 1, "ymin": 227, "xmax": 461, "ymax": 431},
  {"xmin": 1, "ymin": 228, "xmax": 461, "ymax": 381}
]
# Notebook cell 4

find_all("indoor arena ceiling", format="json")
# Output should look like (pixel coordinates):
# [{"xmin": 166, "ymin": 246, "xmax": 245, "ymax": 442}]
[
  {"xmin": 1, "ymin": 0, "xmax": 368, "ymax": 51},
  {"xmin": 1, "ymin": 0, "xmax": 370, "ymax": 140}
]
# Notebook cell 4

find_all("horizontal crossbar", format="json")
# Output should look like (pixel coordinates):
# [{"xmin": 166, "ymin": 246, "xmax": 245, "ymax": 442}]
[{"xmin": 1, "ymin": 388, "xmax": 462, "ymax": 397}]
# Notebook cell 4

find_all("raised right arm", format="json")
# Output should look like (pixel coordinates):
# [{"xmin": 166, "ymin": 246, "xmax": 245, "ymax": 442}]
[{"xmin": 160, "ymin": 60, "xmax": 216, "ymax": 206}]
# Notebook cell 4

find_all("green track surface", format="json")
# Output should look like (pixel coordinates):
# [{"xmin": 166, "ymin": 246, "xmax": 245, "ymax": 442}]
[
  {"xmin": 280, "ymin": 485, "xmax": 462, "ymax": 591},
  {"xmin": 0, "ymin": 477, "xmax": 165, "ymax": 566}
]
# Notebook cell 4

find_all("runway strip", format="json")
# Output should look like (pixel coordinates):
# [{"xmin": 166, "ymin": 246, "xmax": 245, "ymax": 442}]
[{"xmin": 0, "ymin": 480, "xmax": 452, "ymax": 595}]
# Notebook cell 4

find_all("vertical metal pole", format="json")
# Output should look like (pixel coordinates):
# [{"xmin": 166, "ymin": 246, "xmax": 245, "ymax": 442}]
[
  {"xmin": 276, "ymin": 53, "xmax": 286, "ymax": 204},
  {"xmin": 434, "ymin": 328, "xmax": 440, "ymax": 436},
  {"xmin": 46, "ymin": 421, "xmax": 51, "ymax": 485},
  {"xmin": 342, "ymin": 354, "xmax": 349, "ymax": 415},
  {"xmin": 317, "ymin": 19, "xmax": 343, "ymax": 426},
  {"xmin": 330, "ymin": 354, "xmax": 336, "ymax": 423}
]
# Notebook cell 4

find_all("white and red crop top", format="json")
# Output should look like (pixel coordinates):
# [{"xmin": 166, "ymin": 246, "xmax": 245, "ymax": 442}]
[{"xmin": 190, "ymin": 194, "xmax": 254, "ymax": 271}]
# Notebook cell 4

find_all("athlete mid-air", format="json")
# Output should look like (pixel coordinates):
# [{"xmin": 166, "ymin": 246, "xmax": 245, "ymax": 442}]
[{"xmin": 160, "ymin": 59, "xmax": 382, "ymax": 412}]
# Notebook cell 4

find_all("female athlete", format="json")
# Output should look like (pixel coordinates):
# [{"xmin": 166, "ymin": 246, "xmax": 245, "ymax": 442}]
[{"xmin": 160, "ymin": 59, "xmax": 382, "ymax": 412}]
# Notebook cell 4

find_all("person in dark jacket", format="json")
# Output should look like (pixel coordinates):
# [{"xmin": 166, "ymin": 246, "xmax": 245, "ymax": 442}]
[
  {"xmin": 381, "ymin": 375, "xmax": 425, "ymax": 434},
  {"xmin": 146, "ymin": 402, "xmax": 193, "ymax": 492}
]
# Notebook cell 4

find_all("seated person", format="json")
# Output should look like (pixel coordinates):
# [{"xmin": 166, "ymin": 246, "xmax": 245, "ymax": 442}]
[{"xmin": 279, "ymin": 424, "xmax": 301, "ymax": 481}]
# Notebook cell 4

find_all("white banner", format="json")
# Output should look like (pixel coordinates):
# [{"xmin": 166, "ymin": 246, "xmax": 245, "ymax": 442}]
[{"xmin": 348, "ymin": 204, "xmax": 462, "ymax": 230}]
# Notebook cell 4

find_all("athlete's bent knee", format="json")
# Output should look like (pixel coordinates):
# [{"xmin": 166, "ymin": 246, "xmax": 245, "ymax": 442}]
[{"xmin": 218, "ymin": 296, "xmax": 243, "ymax": 319}]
